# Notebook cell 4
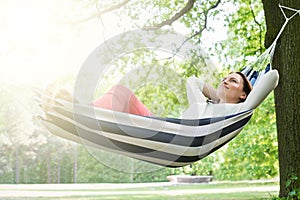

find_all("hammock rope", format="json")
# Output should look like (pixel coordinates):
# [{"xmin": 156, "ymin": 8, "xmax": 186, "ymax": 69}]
[
  {"xmin": 268, "ymin": 4, "xmax": 300, "ymax": 60},
  {"xmin": 241, "ymin": 4, "xmax": 299, "ymax": 86}
]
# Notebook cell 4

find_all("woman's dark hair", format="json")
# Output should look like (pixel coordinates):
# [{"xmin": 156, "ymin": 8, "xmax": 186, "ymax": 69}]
[{"xmin": 235, "ymin": 72, "xmax": 253, "ymax": 102}]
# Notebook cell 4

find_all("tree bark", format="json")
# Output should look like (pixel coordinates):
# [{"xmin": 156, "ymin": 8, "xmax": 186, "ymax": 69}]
[
  {"xmin": 73, "ymin": 145, "xmax": 77, "ymax": 183},
  {"xmin": 262, "ymin": 0, "xmax": 300, "ymax": 197},
  {"xmin": 57, "ymin": 159, "xmax": 61, "ymax": 184},
  {"xmin": 47, "ymin": 155, "xmax": 51, "ymax": 184},
  {"xmin": 15, "ymin": 149, "xmax": 20, "ymax": 184}
]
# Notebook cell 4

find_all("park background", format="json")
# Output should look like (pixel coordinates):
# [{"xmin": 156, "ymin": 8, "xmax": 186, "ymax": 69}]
[{"xmin": 0, "ymin": 0, "xmax": 299, "ymax": 199}]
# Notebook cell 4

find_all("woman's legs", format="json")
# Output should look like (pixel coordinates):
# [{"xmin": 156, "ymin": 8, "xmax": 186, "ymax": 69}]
[{"xmin": 92, "ymin": 84, "xmax": 153, "ymax": 116}]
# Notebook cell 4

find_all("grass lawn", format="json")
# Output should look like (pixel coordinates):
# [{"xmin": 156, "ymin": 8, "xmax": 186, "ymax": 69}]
[{"xmin": 0, "ymin": 180, "xmax": 279, "ymax": 200}]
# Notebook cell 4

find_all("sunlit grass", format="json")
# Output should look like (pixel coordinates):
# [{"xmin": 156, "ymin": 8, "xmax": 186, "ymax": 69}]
[
  {"xmin": 0, "ymin": 181, "xmax": 279, "ymax": 200},
  {"xmin": 0, "ymin": 192, "xmax": 278, "ymax": 200}
]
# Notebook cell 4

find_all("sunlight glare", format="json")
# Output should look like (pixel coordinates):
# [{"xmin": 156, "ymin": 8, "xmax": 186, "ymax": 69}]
[
  {"xmin": 0, "ymin": 0, "xmax": 128, "ymax": 86},
  {"xmin": 9, "ymin": 5, "xmax": 44, "ymax": 40}
]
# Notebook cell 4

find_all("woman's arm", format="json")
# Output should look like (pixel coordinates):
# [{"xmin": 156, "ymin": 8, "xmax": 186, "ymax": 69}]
[
  {"xmin": 243, "ymin": 70, "xmax": 279, "ymax": 110},
  {"xmin": 186, "ymin": 76, "xmax": 219, "ymax": 105},
  {"xmin": 202, "ymin": 81, "xmax": 219, "ymax": 102}
]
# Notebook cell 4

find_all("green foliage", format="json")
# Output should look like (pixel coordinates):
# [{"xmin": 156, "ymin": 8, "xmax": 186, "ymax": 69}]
[
  {"xmin": 271, "ymin": 175, "xmax": 300, "ymax": 200},
  {"xmin": 119, "ymin": 0, "xmax": 188, "ymax": 28},
  {"xmin": 215, "ymin": 0, "xmax": 266, "ymax": 71},
  {"xmin": 285, "ymin": 175, "xmax": 300, "ymax": 200},
  {"xmin": 76, "ymin": 147, "xmax": 171, "ymax": 183},
  {"xmin": 180, "ymin": 0, "xmax": 222, "ymax": 36},
  {"xmin": 136, "ymin": 84, "xmax": 184, "ymax": 117}
]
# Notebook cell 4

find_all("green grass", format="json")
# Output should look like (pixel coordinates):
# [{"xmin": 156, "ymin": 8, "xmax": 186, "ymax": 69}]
[
  {"xmin": 10, "ymin": 193, "xmax": 277, "ymax": 200},
  {"xmin": 0, "ymin": 181, "xmax": 279, "ymax": 200},
  {"xmin": 0, "ymin": 192, "xmax": 279, "ymax": 200}
]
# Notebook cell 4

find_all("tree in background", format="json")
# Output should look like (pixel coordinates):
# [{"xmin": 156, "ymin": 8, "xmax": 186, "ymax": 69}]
[{"xmin": 262, "ymin": 0, "xmax": 300, "ymax": 198}]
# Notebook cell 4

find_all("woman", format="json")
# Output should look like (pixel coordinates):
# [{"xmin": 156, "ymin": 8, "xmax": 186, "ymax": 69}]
[
  {"xmin": 49, "ymin": 69, "xmax": 278, "ymax": 119},
  {"xmin": 186, "ymin": 72, "xmax": 252, "ymax": 105},
  {"xmin": 182, "ymin": 70, "xmax": 278, "ymax": 118},
  {"xmin": 91, "ymin": 71, "xmax": 253, "ymax": 118}
]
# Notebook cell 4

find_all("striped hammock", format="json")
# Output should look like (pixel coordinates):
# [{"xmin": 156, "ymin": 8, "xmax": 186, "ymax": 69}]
[
  {"xmin": 41, "ymin": 101, "xmax": 253, "ymax": 167},
  {"xmin": 37, "ymin": 64, "xmax": 279, "ymax": 168}
]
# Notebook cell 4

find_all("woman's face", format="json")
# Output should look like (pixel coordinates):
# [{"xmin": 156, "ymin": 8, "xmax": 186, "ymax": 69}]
[{"xmin": 217, "ymin": 73, "xmax": 247, "ymax": 103}]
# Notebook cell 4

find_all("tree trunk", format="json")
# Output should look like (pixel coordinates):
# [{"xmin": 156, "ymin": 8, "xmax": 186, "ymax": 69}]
[
  {"xmin": 262, "ymin": 0, "xmax": 300, "ymax": 198},
  {"xmin": 57, "ymin": 160, "xmax": 60, "ymax": 184},
  {"xmin": 73, "ymin": 145, "xmax": 77, "ymax": 183},
  {"xmin": 15, "ymin": 149, "xmax": 19, "ymax": 184},
  {"xmin": 130, "ymin": 162, "xmax": 134, "ymax": 183},
  {"xmin": 47, "ymin": 155, "xmax": 51, "ymax": 184}
]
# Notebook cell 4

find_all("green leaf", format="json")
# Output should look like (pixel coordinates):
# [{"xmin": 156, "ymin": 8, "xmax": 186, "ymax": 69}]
[
  {"xmin": 288, "ymin": 190, "xmax": 296, "ymax": 196},
  {"xmin": 286, "ymin": 179, "xmax": 292, "ymax": 188}
]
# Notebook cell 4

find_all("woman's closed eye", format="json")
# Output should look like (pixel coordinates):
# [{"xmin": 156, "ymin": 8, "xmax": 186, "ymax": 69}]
[
  {"xmin": 228, "ymin": 78, "xmax": 239, "ymax": 83},
  {"xmin": 231, "ymin": 79, "xmax": 237, "ymax": 83},
  {"xmin": 221, "ymin": 77, "xmax": 239, "ymax": 84}
]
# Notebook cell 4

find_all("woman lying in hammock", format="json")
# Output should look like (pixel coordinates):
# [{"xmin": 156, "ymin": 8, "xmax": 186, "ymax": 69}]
[
  {"xmin": 91, "ymin": 72, "xmax": 252, "ymax": 117},
  {"xmin": 47, "ymin": 69, "xmax": 278, "ymax": 119}
]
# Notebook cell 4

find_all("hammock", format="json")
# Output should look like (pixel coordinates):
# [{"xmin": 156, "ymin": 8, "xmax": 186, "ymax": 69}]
[
  {"xmin": 37, "ymin": 5, "xmax": 297, "ymax": 168},
  {"xmin": 37, "ymin": 64, "xmax": 278, "ymax": 167}
]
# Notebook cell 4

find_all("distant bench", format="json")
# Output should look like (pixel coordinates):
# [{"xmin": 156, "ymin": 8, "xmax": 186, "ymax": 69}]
[{"xmin": 167, "ymin": 175, "xmax": 213, "ymax": 184}]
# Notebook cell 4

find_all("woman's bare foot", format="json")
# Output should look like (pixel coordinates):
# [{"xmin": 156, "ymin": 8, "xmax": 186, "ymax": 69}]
[{"xmin": 42, "ymin": 85, "xmax": 75, "ymax": 119}]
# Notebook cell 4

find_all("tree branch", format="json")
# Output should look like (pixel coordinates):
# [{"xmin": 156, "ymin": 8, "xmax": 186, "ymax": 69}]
[
  {"xmin": 79, "ymin": 0, "xmax": 131, "ymax": 22},
  {"xmin": 249, "ymin": 1, "xmax": 264, "ymax": 54},
  {"xmin": 154, "ymin": 0, "xmax": 221, "ymax": 62},
  {"xmin": 189, "ymin": 0, "xmax": 221, "ymax": 39},
  {"xmin": 143, "ymin": 0, "xmax": 196, "ymax": 30}
]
